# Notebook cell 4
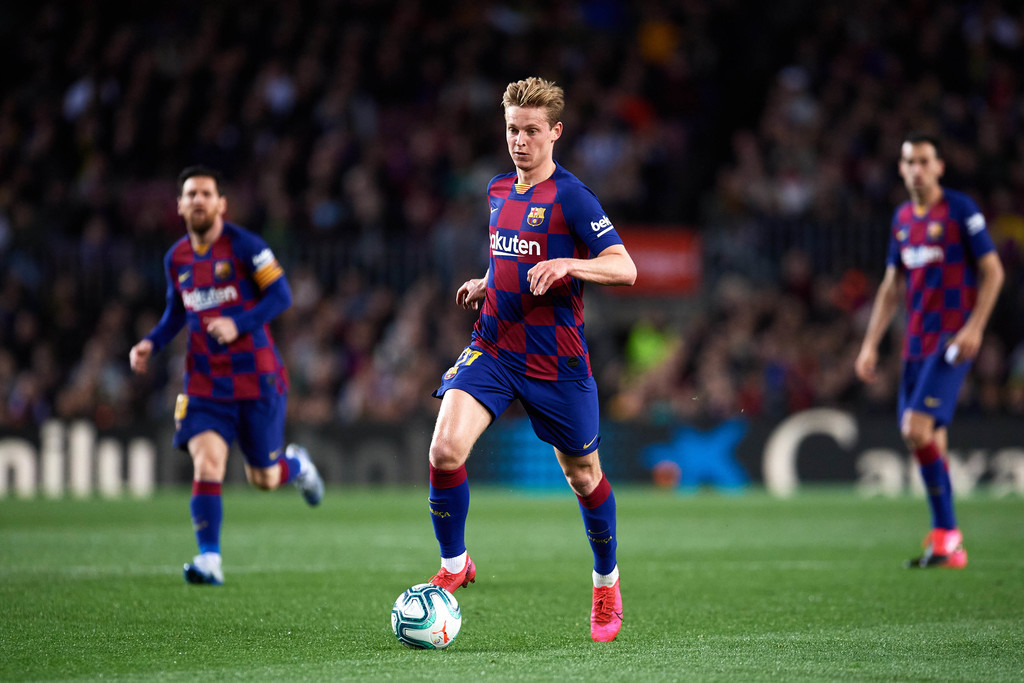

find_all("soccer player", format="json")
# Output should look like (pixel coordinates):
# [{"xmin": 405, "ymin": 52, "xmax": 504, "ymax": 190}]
[
  {"xmin": 425, "ymin": 77, "xmax": 637, "ymax": 642},
  {"xmin": 855, "ymin": 133, "xmax": 1004, "ymax": 569},
  {"xmin": 129, "ymin": 165, "xmax": 324, "ymax": 585}
]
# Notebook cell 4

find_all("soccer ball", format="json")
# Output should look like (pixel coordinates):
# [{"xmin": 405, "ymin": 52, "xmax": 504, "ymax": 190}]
[{"xmin": 390, "ymin": 583, "xmax": 462, "ymax": 649}]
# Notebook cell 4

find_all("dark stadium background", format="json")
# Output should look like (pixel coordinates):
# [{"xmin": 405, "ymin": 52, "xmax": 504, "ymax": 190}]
[{"xmin": 0, "ymin": 0, "xmax": 1021, "ymax": 495}]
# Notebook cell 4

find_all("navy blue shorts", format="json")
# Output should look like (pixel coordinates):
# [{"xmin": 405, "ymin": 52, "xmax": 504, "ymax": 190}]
[
  {"xmin": 899, "ymin": 349, "xmax": 972, "ymax": 428},
  {"xmin": 433, "ymin": 345, "xmax": 601, "ymax": 456},
  {"xmin": 172, "ymin": 392, "xmax": 287, "ymax": 468}
]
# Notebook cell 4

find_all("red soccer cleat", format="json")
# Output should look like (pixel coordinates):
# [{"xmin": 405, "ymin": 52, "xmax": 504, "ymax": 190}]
[
  {"xmin": 429, "ymin": 554, "xmax": 476, "ymax": 592},
  {"xmin": 590, "ymin": 578, "xmax": 623, "ymax": 642}
]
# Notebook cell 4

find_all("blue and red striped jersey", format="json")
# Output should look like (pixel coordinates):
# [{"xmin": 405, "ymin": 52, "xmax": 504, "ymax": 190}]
[
  {"xmin": 471, "ymin": 163, "xmax": 624, "ymax": 380},
  {"xmin": 155, "ymin": 222, "xmax": 289, "ymax": 400},
  {"xmin": 886, "ymin": 188, "xmax": 996, "ymax": 360}
]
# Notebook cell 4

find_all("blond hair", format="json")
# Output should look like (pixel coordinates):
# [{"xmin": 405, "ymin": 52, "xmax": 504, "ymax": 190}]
[{"xmin": 501, "ymin": 77, "xmax": 564, "ymax": 127}]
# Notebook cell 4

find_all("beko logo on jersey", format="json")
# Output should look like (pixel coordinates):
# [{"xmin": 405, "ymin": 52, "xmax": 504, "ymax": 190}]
[
  {"xmin": 182, "ymin": 286, "xmax": 240, "ymax": 311},
  {"xmin": 490, "ymin": 232, "xmax": 541, "ymax": 257},
  {"xmin": 900, "ymin": 245, "xmax": 944, "ymax": 269},
  {"xmin": 966, "ymin": 212, "xmax": 986, "ymax": 235},
  {"xmin": 590, "ymin": 215, "xmax": 615, "ymax": 237},
  {"xmin": 252, "ymin": 248, "xmax": 275, "ymax": 269}
]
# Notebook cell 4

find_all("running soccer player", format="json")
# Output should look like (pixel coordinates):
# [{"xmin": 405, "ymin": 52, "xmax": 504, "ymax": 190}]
[
  {"xmin": 855, "ymin": 133, "xmax": 1004, "ymax": 568},
  {"xmin": 129, "ymin": 165, "xmax": 324, "ymax": 585},
  {"xmin": 425, "ymin": 77, "xmax": 636, "ymax": 642}
]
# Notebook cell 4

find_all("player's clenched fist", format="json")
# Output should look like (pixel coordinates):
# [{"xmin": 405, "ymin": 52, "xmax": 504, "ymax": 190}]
[
  {"xmin": 206, "ymin": 317, "xmax": 239, "ymax": 345},
  {"xmin": 456, "ymin": 278, "xmax": 486, "ymax": 310},
  {"xmin": 130, "ymin": 339, "xmax": 153, "ymax": 374},
  {"xmin": 854, "ymin": 346, "xmax": 878, "ymax": 383}
]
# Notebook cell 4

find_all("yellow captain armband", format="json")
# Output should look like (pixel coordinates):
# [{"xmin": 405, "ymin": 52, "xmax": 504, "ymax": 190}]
[
  {"xmin": 251, "ymin": 247, "xmax": 284, "ymax": 290},
  {"xmin": 253, "ymin": 261, "xmax": 284, "ymax": 290}
]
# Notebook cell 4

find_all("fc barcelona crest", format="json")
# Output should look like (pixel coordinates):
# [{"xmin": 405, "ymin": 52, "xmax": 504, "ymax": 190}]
[
  {"xmin": 927, "ymin": 221, "xmax": 944, "ymax": 240},
  {"xmin": 526, "ymin": 206, "xmax": 546, "ymax": 227},
  {"xmin": 214, "ymin": 260, "xmax": 234, "ymax": 281}
]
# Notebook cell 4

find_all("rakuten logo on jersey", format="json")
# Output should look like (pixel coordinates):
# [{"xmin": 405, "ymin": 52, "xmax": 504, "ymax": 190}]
[
  {"xmin": 901, "ymin": 245, "xmax": 945, "ymax": 269},
  {"xmin": 182, "ymin": 285, "xmax": 240, "ymax": 311},
  {"xmin": 491, "ymin": 232, "xmax": 541, "ymax": 258}
]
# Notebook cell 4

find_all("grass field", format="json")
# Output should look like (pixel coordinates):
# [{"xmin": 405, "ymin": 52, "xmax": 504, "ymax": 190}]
[{"xmin": 2, "ymin": 486, "xmax": 1023, "ymax": 682}]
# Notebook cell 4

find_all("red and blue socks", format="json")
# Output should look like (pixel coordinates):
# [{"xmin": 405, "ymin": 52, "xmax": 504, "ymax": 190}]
[
  {"xmin": 277, "ymin": 449, "xmax": 305, "ymax": 486},
  {"xmin": 914, "ymin": 441, "xmax": 956, "ymax": 531},
  {"xmin": 427, "ymin": 463, "xmax": 617, "ymax": 577},
  {"xmin": 429, "ymin": 463, "xmax": 470, "ymax": 560},
  {"xmin": 577, "ymin": 474, "xmax": 617, "ymax": 576},
  {"xmin": 190, "ymin": 480, "xmax": 223, "ymax": 555}
]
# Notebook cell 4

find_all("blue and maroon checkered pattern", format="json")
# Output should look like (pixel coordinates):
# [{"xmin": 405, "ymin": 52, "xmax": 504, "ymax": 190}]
[
  {"xmin": 470, "ymin": 163, "xmax": 624, "ymax": 381},
  {"xmin": 887, "ymin": 188, "xmax": 996, "ymax": 360},
  {"xmin": 167, "ymin": 222, "xmax": 288, "ymax": 400}
]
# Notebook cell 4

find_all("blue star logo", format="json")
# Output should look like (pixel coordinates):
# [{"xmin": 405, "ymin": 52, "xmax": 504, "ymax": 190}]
[{"xmin": 645, "ymin": 419, "xmax": 750, "ymax": 493}]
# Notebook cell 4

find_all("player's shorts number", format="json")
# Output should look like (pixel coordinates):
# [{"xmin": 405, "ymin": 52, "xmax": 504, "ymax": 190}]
[
  {"xmin": 443, "ymin": 348, "xmax": 483, "ymax": 380},
  {"xmin": 174, "ymin": 394, "xmax": 189, "ymax": 421}
]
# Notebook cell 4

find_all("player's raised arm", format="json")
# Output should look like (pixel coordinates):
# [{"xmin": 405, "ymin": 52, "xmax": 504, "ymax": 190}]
[
  {"xmin": 228, "ymin": 243, "xmax": 293, "ymax": 338},
  {"xmin": 526, "ymin": 244, "xmax": 636, "ymax": 296}
]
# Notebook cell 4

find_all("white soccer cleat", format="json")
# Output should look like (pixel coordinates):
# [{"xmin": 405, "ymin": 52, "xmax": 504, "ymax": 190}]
[
  {"xmin": 288, "ymin": 443, "xmax": 324, "ymax": 506},
  {"xmin": 183, "ymin": 552, "xmax": 224, "ymax": 585}
]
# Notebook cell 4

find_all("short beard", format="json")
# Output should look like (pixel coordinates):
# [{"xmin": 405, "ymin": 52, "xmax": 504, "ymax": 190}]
[{"xmin": 187, "ymin": 212, "xmax": 216, "ymax": 236}]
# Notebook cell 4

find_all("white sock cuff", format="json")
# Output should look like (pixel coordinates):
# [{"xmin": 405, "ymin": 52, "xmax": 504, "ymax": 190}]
[
  {"xmin": 441, "ymin": 551, "xmax": 467, "ymax": 573},
  {"xmin": 593, "ymin": 565, "xmax": 619, "ymax": 587},
  {"xmin": 198, "ymin": 552, "xmax": 222, "ymax": 567}
]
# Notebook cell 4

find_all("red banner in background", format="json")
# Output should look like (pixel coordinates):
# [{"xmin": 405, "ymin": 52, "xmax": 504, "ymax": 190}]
[{"xmin": 613, "ymin": 225, "xmax": 702, "ymax": 295}]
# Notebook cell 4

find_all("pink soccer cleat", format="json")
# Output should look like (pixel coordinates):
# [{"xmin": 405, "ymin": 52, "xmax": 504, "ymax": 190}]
[
  {"xmin": 905, "ymin": 528, "xmax": 968, "ymax": 569},
  {"xmin": 590, "ymin": 578, "xmax": 623, "ymax": 642}
]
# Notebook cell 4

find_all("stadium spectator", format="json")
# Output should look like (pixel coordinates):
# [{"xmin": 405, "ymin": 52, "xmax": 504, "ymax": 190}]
[{"xmin": 0, "ymin": 0, "xmax": 1019, "ymax": 432}]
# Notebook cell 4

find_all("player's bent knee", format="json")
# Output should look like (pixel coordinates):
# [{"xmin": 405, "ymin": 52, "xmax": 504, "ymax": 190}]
[
  {"xmin": 246, "ymin": 467, "xmax": 280, "ymax": 491},
  {"xmin": 573, "ymin": 478, "xmax": 602, "ymax": 497},
  {"xmin": 191, "ymin": 456, "xmax": 227, "ymax": 482},
  {"xmin": 428, "ymin": 439, "xmax": 468, "ymax": 471},
  {"xmin": 900, "ymin": 412, "xmax": 936, "ymax": 450},
  {"xmin": 563, "ymin": 468, "xmax": 601, "ymax": 497},
  {"xmin": 901, "ymin": 425, "xmax": 932, "ymax": 450}
]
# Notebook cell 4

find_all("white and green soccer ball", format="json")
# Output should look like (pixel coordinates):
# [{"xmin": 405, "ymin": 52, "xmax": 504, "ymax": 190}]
[{"xmin": 390, "ymin": 583, "xmax": 462, "ymax": 649}]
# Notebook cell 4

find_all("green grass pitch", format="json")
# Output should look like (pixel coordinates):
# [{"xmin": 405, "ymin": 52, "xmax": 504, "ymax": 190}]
[{"xmin": 2, "ymin": 487, "xmax": 1023, "ymax": 681}]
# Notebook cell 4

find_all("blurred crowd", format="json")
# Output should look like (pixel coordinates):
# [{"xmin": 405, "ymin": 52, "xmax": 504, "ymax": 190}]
[
  {"xmin": 611, "ymin": 0, "xmax": 1024, "ymax": 423},
  {"xmin": 0, "ymin": 0, "xmax": 1021, "ymax": 431}
]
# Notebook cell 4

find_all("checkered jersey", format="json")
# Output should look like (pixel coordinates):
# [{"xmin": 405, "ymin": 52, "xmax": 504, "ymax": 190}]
[
  {"xmin": 470, "ymin": 163, "xmax": 624, "ymax": 380},
  {"xmin": 887, "ymin": 188, "xmax": 996, "ymax": 360},
  {"xmin": 164, "ymin": 222, "xmax": 289, "ymax": 399}
]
